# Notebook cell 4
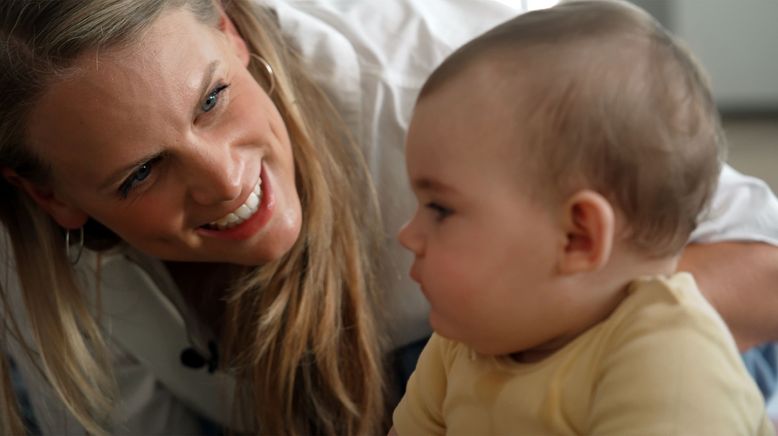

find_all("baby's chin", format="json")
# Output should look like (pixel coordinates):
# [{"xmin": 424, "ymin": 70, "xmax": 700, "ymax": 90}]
[
  {"xmin": 430, "ymin": 320, "xmax": 492, "ymax": 355},
  {"xmin": 432, "ymin": 324, "xmax": 529, "ymax": 358}
]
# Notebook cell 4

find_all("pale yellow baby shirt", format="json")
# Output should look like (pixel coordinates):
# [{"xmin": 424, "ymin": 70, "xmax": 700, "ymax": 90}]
[{"xmin": 393, "ymin": 273, "xmax": 773, "ymax": 435}]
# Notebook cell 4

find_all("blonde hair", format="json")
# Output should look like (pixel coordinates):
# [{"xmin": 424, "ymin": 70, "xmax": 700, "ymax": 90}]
[
  {"xmin": 421, "ymin": 0, "xmax": 724, "ymax": 257},
  {"xmin": 1, "ymin": 0, "xmax": 385, "ymax": 434}
]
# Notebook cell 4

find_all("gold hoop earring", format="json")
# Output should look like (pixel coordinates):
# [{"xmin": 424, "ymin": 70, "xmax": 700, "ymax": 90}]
[
  {"xmin": 250, "ymin": 54, "xmax": 275, "ymax": 95},
  {"xmin": 65, "ymin": 227, "xmax": 84, "ymax": 265}
]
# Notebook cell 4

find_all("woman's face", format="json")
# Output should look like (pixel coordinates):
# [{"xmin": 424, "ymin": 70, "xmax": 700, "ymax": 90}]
[{"xmin": 24, "ymin": 7, "xmax": 302, "ymax": 265}]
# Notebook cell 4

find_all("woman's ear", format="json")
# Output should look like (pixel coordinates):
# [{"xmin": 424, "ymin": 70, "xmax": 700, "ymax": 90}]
[
  {"xmin": 557, "ymin": 190, "xmax": 615, "ymax": 275},
  {"xmin": 215, "ymin": 4, "xmax": 250, "ymax": 66},
  {"xmin": 2, "ymin": 168, "xmax": 88, "ymax": 230}
]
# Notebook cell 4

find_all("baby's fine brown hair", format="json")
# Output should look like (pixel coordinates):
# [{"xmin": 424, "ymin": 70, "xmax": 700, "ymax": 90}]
[{"xmin": 420, "ymin": 0, "xmax": 724, "ymax": 258}]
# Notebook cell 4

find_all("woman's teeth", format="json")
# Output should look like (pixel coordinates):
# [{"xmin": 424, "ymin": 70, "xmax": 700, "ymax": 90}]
[{"xmin": 208, "ymin": 179, "xmax": 263, "ymax": 230}]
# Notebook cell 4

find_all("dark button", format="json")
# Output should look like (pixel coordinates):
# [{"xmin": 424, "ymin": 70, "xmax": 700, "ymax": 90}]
[{"xmin": 180, "ymin": 347, "xmax": 207, "ymax": 369}]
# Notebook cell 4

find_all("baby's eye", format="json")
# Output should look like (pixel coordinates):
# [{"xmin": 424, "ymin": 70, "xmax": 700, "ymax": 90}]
[
  {"xmin": 201, "ymin": 84, "xmax": 229, "ymax": 113},
  {"xmin": 426, "ymin": 202, "xmax": 453, "ymax": 222}
]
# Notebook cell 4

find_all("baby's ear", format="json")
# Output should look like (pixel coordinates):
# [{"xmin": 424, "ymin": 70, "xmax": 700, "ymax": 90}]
[
  {"xmin": 2, "ymin": 168, "xmax": 88, "ymax": 229},
  {"xmin": 556, "ymin": 190, "xmax": 615, "ymax": 275}
]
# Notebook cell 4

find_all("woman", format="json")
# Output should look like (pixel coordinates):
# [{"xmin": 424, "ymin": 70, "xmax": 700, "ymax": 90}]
[
  {"xmin": 1, "ymin": 0, "xmax": 777, "ymax": 434},
  {"xmin": 0, "ymin": 0, "xmax": 387, "ymax": 434}
]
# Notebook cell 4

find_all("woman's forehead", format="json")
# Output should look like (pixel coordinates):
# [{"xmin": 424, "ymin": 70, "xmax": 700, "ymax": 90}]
[{"xmin": 25, "ymin": 8, "xmax": 228, "ymax": 167}]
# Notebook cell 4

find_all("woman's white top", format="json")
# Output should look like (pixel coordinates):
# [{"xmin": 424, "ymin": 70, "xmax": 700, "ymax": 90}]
[{"xmin": 2, "ymin": 0, "xmax": 777, "ymax": 433}]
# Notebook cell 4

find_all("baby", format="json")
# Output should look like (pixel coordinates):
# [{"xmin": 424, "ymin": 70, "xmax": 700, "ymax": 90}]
[{"xmin": 391, "ymin": 1, "xmax": 773, "ymax": 434}]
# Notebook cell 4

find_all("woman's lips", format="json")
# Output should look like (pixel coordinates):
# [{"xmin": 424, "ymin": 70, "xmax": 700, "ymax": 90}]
[
  {"xmin": 196, "ymin": 164, "xmax": 274, "ymax": 241},
  {"xmin": 207, "ymin": 179, "xmax": 262, "ymax": 229}
]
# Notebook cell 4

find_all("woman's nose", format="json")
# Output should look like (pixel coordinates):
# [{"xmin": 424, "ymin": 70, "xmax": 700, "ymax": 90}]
[{"xmin": 185, "ymin": 141, "xmax": 244, "ymax": 205}]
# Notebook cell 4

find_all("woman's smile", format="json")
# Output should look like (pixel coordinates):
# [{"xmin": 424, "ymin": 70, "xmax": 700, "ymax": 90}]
[
  {"xmin": 206, "ymin": 175, "xmax": 262, "ymax": 230},
  {"xmin": 197, "ymin": 161, "xmax": 276, "ymax": 241}
]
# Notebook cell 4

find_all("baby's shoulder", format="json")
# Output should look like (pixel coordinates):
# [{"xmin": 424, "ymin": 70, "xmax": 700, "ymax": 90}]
[{"xmin": 604, "ymin": 272, "xmax": 738, "ymax": 355}]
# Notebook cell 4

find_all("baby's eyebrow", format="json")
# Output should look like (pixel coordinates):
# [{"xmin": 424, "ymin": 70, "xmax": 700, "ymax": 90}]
[{"xmin": 412, "ymin": 177, "xmax": 456, "ymax": 195}]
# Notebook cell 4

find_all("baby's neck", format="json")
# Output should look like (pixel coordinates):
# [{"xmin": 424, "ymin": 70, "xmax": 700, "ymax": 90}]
[
  {"xmin": 607, "ymin": 247, "xmax": 679, "ymax": 282},
  {"xmin": 512, "ymin": 249, "xmax": 678, "ymax": 364}
]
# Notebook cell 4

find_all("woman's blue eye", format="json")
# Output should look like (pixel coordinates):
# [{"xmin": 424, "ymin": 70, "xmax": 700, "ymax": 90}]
[
  {"xmin": 118, "ymin": 159, "xmax": 157, "ymax": 198},
  {"xmin": 201, "ymin": 84, "xmax": 229, "ymax": 113}
]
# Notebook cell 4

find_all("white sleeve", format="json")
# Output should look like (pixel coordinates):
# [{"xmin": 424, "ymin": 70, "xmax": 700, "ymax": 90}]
[
  {"xmin": 1, "ymin": 233, "xmax": 209, "ymax": 435},
  {"xmin": 691, "ymin": 164, "xmax": 778, "ymax": 246},
  {"xmin": 7, "ymin": 338, "xmax": 205, "ymax": 436}
]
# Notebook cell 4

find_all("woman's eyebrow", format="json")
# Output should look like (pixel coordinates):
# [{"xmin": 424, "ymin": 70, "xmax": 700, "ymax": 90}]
[
  {"xmin": 196, "ymin": 60, "xmax": 220, "ymax": 103},
  {"xmin": 99, "ymin": 151, "xmax": 164, "ymax": 192},
  {"xmin": 188, "ymin": 60, "xmax": 221, "ymax": 120},
  {"xmin": 98, "ymin": 60, "xmax": 222, "ymax": 191}
]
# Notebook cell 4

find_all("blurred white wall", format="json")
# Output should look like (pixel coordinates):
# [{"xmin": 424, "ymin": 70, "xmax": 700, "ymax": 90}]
[
  {"xmin": 504, "ymin": 0, "xmax": 778, "ymax": 113},
  {"xmin": 671, "ymin": 0, "xmax": 778, "ymax": 112}
]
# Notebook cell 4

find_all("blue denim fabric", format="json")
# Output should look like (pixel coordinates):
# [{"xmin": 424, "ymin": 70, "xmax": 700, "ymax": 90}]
[{"xmin": 742, "ymin": 343, "xmax": 778, "ymax": 400}]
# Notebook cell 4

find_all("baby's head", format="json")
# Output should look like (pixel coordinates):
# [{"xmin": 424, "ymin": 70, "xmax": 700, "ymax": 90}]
[
  {"xmin": 400, "ymin": 0, "xmax": 723, "ymax": 356},
  {"xmin": 421, "ymin": 0, "xmax": 723, "ymax": 257}
]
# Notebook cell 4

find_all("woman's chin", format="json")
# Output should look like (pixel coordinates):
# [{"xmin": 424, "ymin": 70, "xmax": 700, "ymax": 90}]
[
  {"xmin": 245, "ymin": 235, "xmax": 301, "ymax": 266},
  {"xmin": 239, "ymin": 212, "xmax": 303, "ymax": 265}
]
